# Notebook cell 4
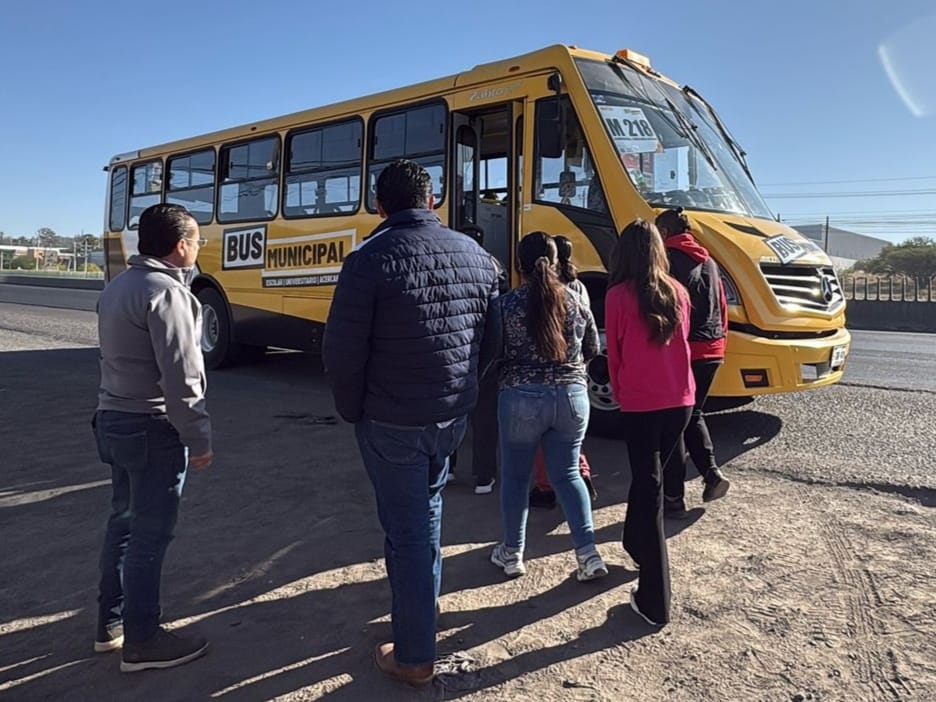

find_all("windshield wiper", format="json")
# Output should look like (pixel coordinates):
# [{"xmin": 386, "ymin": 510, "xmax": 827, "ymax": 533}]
[
  {"xmin": 682, "ymin": 85, "xmax": 754, "ymax": 182},
  {"xmin": 609, "ymin": 57, "xmax": 718, "ymax": 173}
]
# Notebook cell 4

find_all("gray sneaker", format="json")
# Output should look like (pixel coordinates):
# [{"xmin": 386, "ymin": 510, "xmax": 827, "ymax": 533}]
[
  {"xmin": 490, "ymin": 543, "xmax": 526, "ymax": 577},
  {"xmin": 120, "ymin": 627, "xmax": 209, "ymax": 673},
  {"xmin": 575, "ymin": 550, "xmax": 608, "ymax": 582}
]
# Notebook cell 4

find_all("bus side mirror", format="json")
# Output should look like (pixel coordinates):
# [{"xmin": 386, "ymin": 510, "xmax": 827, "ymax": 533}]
[
  {"xmin": 559, "ymin": 170, "xmax": 577, "ymax": 198},
  {"xmin": 537, "ymin": 99, "xmax": 563, "ymax": 158}
]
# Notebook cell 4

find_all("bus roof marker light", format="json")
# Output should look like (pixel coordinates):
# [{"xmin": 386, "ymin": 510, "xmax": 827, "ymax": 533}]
[{"xmin": 615, "ymin": 49, "xmax": 651, "ymax": 69}]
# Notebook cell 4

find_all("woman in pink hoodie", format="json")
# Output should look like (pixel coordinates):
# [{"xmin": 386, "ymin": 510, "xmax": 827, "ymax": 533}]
[{"xmin": 605, "ymin": 219, "xmax": 695, "ymax": 627}]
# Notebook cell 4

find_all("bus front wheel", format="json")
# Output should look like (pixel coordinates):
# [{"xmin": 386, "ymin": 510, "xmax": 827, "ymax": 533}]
[
  {"xmin": 197, "ymin": 287, "xmax": 240, "ymax": 369},
  {"xmin": 586, "ymin": 348, "xmax": 626, "ymax": 438}
]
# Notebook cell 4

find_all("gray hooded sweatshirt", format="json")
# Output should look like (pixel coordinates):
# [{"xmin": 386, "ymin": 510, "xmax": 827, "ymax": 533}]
[{"xmin": 97, "ymin": 255, "xmax": 211, "ymax": 455}]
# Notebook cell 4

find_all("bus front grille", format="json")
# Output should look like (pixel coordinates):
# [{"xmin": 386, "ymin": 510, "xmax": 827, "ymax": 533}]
[{"xmin": 759, "ymin": 264, "xmax": 844, "ymax": 313}]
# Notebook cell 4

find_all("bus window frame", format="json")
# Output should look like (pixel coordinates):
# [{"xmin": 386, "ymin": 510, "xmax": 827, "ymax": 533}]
[
  {"xmin": 108, "ymin": 164, "xmax": 129, "ymax": 232},
  {"xmin": 166, "ymin": 147, "xmax": 217, "ymax": 225},
  {"xmin": 282, "ymin": 115, "xmax": 365, "ymax": 220},
  {"xmin": 128, "ymin": 158, "xmax": 165, "ymax": 231},
  {"xmin": 216, "ymin": 133, "xmax": 282, "ymax": 225},
  {"xmin": 532, "ymin": 94, "xmax": 610, "ymax": 218},
  {"xmin": 365, "ymin": 99, "xmax": 449, "ymax": 214}
]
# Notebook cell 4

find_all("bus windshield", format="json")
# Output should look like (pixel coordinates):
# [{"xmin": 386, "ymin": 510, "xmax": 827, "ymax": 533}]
[{"xmin": 576, "ymin": 58, "xmax": 774, "ymax": 220}]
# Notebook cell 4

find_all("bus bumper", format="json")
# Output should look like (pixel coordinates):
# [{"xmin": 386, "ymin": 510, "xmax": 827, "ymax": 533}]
[{"xmin": 711, "ymin": 327, "xmax": 852, "ymax": 397}]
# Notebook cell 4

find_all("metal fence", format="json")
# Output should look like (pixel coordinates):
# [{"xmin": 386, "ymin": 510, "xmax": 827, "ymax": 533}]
[{"xmin": 842, "ymin": 275, "xmax": 936, "ymax": 302}]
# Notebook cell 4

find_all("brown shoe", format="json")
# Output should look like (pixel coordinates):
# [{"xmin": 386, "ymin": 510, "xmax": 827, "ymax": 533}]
[{"xmin": 374, "ymin": 642, "xmax": 434, "ymax": 688}]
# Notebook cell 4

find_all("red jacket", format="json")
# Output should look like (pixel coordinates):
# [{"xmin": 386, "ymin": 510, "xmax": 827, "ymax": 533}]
[
  {"xmin": 605, "ymin": 280, "xmax": 695, "ymax": 412},
  {"xmin": 664, "ymin": 233, "xmax": 728, "ymax": 361}
]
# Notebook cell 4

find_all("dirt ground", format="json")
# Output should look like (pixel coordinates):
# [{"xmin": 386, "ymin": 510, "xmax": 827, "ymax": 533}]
[{"xmin": 1, "ymin": 346, "xmax": 934, "ymax": 701}]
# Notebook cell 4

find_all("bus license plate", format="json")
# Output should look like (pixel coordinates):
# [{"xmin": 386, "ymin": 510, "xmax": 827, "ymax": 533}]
[{"xmin": 831, "ymin": 344, "xmax": 848, "ymax": 369}]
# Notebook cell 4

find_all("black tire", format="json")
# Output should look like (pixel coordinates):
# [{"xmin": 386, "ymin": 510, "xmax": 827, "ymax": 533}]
[
  {"xmin": 586, "ymin": 348, "xmax": 627, "ymax": 438},
  {"xmin": 196, "ymin": 287, "xmax": 239, "ymax": 369}
]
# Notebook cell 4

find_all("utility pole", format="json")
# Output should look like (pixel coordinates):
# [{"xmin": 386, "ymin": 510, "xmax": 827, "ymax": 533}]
[{"xmin": 823, "ymin": 216, "xmax": 830, "ymax": 253}]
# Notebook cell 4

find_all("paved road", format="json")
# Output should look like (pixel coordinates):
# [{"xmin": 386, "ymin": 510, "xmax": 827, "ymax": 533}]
[{"xmin": 842, "ymin": 329, "xmax": 936, "ymax": 392}]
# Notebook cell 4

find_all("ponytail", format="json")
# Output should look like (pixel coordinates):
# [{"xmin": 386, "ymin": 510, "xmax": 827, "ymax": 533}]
[{"xmin": 527, "ymin": 255, "xmax": 568, "ymax": 361}]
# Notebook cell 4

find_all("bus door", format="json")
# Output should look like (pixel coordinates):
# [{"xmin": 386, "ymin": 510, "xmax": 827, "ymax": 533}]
[{"xmin": 448, "ymin": 98, "xmax": 524, "ymax": 277}]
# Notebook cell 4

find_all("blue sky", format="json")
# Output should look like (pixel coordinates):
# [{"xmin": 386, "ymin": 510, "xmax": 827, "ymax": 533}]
[{"xmin": 1, "ymin": 0, "xmax": 934, "ymax": 243}]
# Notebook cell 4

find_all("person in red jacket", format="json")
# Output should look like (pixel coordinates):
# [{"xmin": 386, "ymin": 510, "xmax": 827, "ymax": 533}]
[
  {"xmin": 605, "ymin": 218, "xmax": 695, "ymax": 627},
  {"xmin": 655, "ymin": 208, "xmax": 731, "ymax": 512}
]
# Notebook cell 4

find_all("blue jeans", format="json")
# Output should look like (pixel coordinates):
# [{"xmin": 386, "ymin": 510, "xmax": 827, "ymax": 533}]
[
  {"xmin": 498, "ymin": 383, "xmax": 594, "ymax": 553},
  {"xmin": 93, "ymin": 411, "xmax": 188, "ymax": 643},
  {"xmin": 354, "ymin": 415, "xmax": 467, "ymax": 666}
]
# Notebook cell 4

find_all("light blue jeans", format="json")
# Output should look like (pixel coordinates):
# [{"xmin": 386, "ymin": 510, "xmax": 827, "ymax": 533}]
[{"xmin": 497, "ymin": 383, "xmax": 594, "ymax": 553}]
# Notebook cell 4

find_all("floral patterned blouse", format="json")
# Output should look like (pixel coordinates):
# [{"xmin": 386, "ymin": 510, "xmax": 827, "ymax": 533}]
[{"xmin": 494, "ymin": 283, "xmax": 599, "ymax": 388}]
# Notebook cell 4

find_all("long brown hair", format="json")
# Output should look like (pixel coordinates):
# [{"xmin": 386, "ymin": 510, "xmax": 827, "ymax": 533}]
[
  {"xmin": 607, "ymin": 219, "xmax": 681, "ymax": 344},
  {"xmin": 518, "ymin": 232, "xmax": 568, "ymax": 360}
]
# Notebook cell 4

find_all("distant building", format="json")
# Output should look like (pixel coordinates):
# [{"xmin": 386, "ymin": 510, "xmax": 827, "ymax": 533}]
[{"xmin": 790, "ymin": 224, "xmax": 890, "ymax": 271}]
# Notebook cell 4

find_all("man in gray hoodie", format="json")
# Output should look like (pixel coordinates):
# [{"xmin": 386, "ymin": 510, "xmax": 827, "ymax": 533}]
[{"xmin": 93, "ymin": 203, "xmax": 213, "ymax": 672}]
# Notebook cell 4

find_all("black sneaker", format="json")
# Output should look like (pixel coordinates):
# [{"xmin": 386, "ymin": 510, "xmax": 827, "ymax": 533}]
[
  {"xmin": 94, "ymin": 621, "xmax": 124, "ymax": 653},
  {"xmin": 702, "ymin": 469, "xmax": 731, "ymax": 502},
  {"xmin": 120, "ymin": 627, "xmax": 209, "ymax": 673},
  {"xmin": 663, "ymin": 495, "xmax": 690, "ymax": 520},
  {"xmin": 582, "ymin": 475, "xmax": 598, "ymax": 501},
  {"xmin": 529, "ymin": 487, "xmax": 557, "ymax": 510}
]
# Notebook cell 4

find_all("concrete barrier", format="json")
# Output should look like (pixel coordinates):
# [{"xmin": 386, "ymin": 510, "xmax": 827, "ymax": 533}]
[
  {"xmin": 0, "ymin": 274, "xmax": 104, "ymax": 291},
  {"xmin": 846, "ymin": 300, "xmax": 936, "ymax": 333}
]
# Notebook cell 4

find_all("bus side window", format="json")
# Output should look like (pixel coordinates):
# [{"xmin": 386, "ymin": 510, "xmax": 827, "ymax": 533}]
[
  {"xmin": 284, "ymin": 119, "xmax": 363, "ymax": 218},
  {"xmin": 366, "ymin": 102, "xmax": 447, "ymax": 212},
  {"xmin": 108, "ymin": 165, "xmax": 128, "ymax": 232},
  {"xmin": 167, "ymin": 149, "xmax": 216, "ymax": 224},
  {"xmin": 128, "ymin": 161, "xmax": 163, "ymax": 230},
  {"xmin": 218, "ymin": 136, "xmax": 280, "ymax": 223}
]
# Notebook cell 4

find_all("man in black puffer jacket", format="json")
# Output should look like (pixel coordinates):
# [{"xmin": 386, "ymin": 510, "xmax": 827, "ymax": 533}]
[{"xmin": 323, "ymin": 159, "xmax": 498, "ymax": 688}]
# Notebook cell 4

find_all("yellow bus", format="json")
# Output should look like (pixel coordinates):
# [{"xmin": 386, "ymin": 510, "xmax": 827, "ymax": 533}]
[{"xmin": 102, "ymin": 44, "xmax": 849, "ymax": 434}]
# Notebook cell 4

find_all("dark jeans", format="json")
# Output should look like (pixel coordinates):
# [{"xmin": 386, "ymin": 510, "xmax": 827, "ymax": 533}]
[
  {"xmin": 451, "ymin": 373, "xmax": 498, "ymax": 482},
  {"xmin": 354, "ymin": 415, "xmax": 467, "ymax": 666},
  {"xmin": 621, "ymin": 406, "xmax": 692, "ymax": 624},
  {"xmin": 664, "ymin": 359, "xmax": 722, "ymax": 501},
  {"xmin": 93, "ymin": 411, "xmax": 188, "ymax": 644}
]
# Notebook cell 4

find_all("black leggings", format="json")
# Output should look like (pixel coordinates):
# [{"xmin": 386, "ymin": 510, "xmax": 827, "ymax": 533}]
[
  {"xmin": 664, "ymin": 359, "xmax": 722, "ymax": 501},
  {"xmin": 621, "ymin": 406, "xmax": 692, "ymax": 624}
]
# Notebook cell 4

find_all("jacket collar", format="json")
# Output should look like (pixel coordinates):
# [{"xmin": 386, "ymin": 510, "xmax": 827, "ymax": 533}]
[
  {"xmin": 357, "ymin": 209, "xmax": 441, "ymax": 251},
  {"xmin": 127, "ymin": 254, "xmax": 191, "ymax": 284}
]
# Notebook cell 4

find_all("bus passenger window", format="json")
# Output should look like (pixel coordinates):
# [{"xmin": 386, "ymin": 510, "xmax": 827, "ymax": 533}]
[
  {"xmin": 284, "ymin": 119, "xmax": 363, "ymax": 218},
  {"xmin": 129, "ymin": 161, "xmax": 163, "ymax": 229},
  {"xmin": 367, "ymin": 102, "xmax": 446, "ymax": 211},
  {"xmin": 167, "ymin": 149, "xmax": 215, "ymax": 224},
  {"xmin": 218, "ymin": 136, "xmax": 280, "ymax": 223}
]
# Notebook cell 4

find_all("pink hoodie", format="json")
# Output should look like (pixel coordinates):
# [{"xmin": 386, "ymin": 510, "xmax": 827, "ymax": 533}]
[{"xmin": 605, "ymin": 280, "xmax": 696, "ymax": 413}]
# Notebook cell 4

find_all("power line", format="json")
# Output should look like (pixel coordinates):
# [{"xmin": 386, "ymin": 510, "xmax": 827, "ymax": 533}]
[
  {"xmin": 764, "ymin": 189, "xmax": 936, "ymax": 199},
  {"xmin": 761, "ymin": 175, "xmax": 936, "ymax": 187}
]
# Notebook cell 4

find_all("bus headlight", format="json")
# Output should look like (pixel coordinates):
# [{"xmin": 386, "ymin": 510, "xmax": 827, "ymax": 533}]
[{"xmin": 720, "ymin": 269, "xmax": 742, "ymax": 307}]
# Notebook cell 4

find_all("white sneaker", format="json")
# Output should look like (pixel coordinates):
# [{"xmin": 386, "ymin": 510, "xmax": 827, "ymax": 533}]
[
  {"xmin": 474, "ymin": 479, "xmax": 495, "ymax": 495},
  {"xmin": 575, "ymin": 549, "xmax": 608, "ymax": 582},
  {"xmin": 490, "ymin": 543, "xmax": 526, "ymax": 577}
]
